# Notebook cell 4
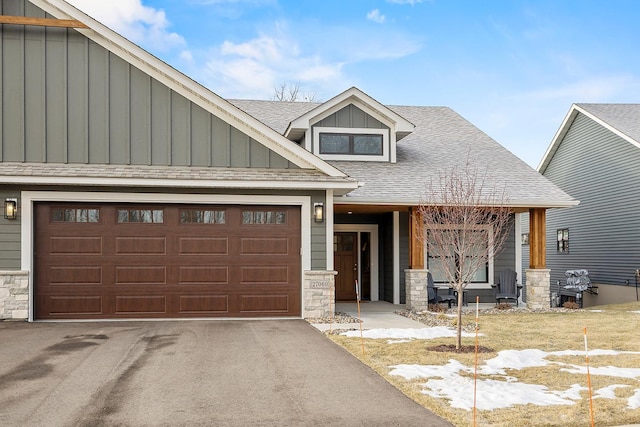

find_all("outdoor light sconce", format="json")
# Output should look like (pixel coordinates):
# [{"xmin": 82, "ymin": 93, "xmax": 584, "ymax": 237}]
[
  {"xmin": 4, "ymin": 198, "xmax": 17, "ymax": 220},
  {"xmin": 314, "ymin": 203, "xmax": 324, "ymax": 223}
]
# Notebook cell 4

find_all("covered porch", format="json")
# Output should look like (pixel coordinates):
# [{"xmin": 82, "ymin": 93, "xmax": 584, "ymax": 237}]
[{"xmin": 328, "ymin": 203, "xmax": 550, "ymax": 310}]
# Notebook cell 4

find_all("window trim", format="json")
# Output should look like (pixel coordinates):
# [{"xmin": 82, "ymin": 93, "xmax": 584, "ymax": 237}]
[
  {"xmin": 313, "ymin": 127, "xmax": 389, "ymax": 161},
  {"xmin": 557, "ymin": 228, "xmax": 569, "ymax": 254}
]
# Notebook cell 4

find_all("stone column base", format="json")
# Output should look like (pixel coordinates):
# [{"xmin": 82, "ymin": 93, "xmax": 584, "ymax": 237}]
[
  {"xmin": 0, "ymin": 271, "xmax": 29, "ymax": 320},
  {"xmin": 525, "ymin": 269, "xmax": 550, "ymax": 310},
  {"xmin": 405, "ymin": 269, "xmax": 429, "ymax": 312},
  {"xmin": 303, "ymin": 270, "xmax": 337, "ymax": 318}
]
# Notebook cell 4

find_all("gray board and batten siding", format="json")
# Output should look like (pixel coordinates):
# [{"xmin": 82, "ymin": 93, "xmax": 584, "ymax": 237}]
[
  {"xmin": 313, "ymin": 104, "xmax": 390, "ymax": 130},
  {"xmin": 541, "ymin": 111, "xmax": 640, "ymax": 288},
  {"xmin": 0, "ymin": 0, "xmax": 293, "ymax": 169}
]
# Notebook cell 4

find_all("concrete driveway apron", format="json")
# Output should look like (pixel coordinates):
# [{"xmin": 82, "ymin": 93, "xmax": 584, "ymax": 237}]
[{"xmin": 0, "ymin": 320, "xmax": 453, "ymax": 427}]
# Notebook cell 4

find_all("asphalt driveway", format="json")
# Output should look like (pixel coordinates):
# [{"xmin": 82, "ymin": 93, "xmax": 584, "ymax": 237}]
[{"xmin": 0, "ymin": 319, "xmax": 452, "ymax": 426}]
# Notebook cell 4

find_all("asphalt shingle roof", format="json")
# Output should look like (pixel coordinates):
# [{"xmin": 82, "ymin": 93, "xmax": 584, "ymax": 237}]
[
  {"xmin": 230, "ymin": 99, "xmax": 577, "ymax": 208},
  {"xmin": 0, "ymin": 162, "xmax": 356, "ymax": 187}
]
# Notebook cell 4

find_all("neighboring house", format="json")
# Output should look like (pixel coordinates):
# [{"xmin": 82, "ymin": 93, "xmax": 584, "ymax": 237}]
[
  {"xmin": 0, "ymin": 0, "xmax": 576, "ymax": 321},
  {"xmin": 526, "ymin": 103, "xmax": 640, "ymax": 307}
]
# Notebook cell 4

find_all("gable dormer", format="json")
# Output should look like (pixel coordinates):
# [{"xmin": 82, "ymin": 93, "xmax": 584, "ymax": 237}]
[{"xmin": 284, "ymin": 87, "xmax": 414, "ymax": 163}]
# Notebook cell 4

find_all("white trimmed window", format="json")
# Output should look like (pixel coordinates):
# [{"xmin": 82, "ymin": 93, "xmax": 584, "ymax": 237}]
[
  {"xmin": 424, "ymin": 224, "xmax": 494, "ymax": 288},
  {"xmin": 313, "ymin": 127, "xmax": 389, "ymax": 161}
]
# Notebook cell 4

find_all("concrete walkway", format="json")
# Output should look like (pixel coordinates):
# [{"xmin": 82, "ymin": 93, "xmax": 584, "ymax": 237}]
[{"xmin": 311, "ymin": 300, "xmax": 497, "ymax": 332}]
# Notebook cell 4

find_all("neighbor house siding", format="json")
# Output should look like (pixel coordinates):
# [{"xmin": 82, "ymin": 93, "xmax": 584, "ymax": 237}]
[
  {"xmin": 543, "ymin": 112, "xmax": 640, "ymax": 288},
  {"xmin": 0, "ymin": 0, "xmax": 293, "ymax": 169}
]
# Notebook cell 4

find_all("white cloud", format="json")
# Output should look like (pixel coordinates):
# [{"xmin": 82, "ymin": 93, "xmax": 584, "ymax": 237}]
[
  {"xmin": 199, "ymin": 30, "xmax": 345, "ymax": 99},
  {"xmin": 523, "ymin": 75, "xmax": 638, "ymax": 101},
  {"xmin": 367, "ymin": 9, "xmax": 386, "ymax": 24},
  {"xmin": 67, "ymin": 0, "xmax": 185, "ymax": 52}
]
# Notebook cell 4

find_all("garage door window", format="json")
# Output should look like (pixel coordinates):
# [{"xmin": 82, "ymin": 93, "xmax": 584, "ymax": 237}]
[
  {"xmin": 242, "ymin": 210, "xmax": 286, "ymax": 224},
  {"xmin": 117, "ymin": 209, "xmax": 164, "ymax": 223},
  {"xmin": 52, "ymin": 208, "xmax": 100, "ymax": 223},
  {"xmin": 180, "ymin": 209, "xmax": 226, "ymax": 224}
]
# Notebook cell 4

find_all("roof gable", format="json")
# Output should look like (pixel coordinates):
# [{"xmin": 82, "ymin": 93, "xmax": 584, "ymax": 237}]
[
  {"xmin": 538, "ymin": 103, "xmax": 640, "ymax": 173},
  {"xmin": 27, "ymin": 0, "xmax": 347, "ymax": 177},
  {"xmin": 284, "ymin": 87, "xmax": 415, "ymax": 142}
]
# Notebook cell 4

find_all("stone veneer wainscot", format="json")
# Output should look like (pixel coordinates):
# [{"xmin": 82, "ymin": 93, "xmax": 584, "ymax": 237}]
[{"xmin": 0, "ymin": 271, "xmax": 29, "ymax": 320}]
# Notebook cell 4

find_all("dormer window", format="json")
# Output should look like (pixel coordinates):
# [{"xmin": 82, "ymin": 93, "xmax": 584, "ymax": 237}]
[
  {"xmin": 319, "ymin": 133, "xmax": 383, "ymax": 155},
  {"xmin": 313, "ymin": 127, "xmax": 389, "ymax": 161}
]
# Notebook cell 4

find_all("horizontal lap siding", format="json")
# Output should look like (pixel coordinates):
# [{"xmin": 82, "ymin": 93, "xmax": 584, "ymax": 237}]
[
  {"xmin": 544, "ymin": 113, "xmax": 640, "ymax": 287},
  {"xmin": 0, "ymin": 0, "xmax": 292, "ymax": 169}
]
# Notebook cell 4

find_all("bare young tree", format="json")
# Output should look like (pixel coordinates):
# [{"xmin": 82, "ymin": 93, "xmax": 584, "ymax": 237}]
[
  {"xmin": 272, "ymin": 82, "xmax": 318, "ymax": 102},
  {"xmin": 417, "ymin": 159, "xmax": 513, "ymax": 349}
]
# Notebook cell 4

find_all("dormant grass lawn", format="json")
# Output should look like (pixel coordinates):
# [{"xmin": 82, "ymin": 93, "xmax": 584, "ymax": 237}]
[{"xmin": 327, "ymin": 302, "xmax": 640, "ymax": 427}]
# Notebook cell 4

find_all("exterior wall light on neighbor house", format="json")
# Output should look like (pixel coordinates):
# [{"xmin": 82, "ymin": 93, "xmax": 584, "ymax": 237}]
[
  {"xmin": 314, "ymin": 203, "xmax": 324, "ymax": 223},
  {"xmin": 4, "ymin": 198, "xmax": 17, "ymax": 220}
]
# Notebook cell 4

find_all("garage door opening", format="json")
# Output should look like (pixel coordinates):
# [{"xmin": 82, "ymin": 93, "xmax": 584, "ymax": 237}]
[{"xmin": 34, "ymin": 203, "xmax": 301, "ymax": 319}]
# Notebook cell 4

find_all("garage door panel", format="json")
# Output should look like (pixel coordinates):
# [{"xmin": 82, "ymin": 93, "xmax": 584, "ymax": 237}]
[
  {"xmin": 179, "ymin": 295, "xmax": 228, "ymax": 313},
  {"xmin": 240, "ymin": 238, "xmax": 290, "ymax": 255},
  {"xmin": 240, "ymin": 294, "xmax": 290, "ymax": 313},
  {"xmin": 35, "ymin": 203, "xmax": 301, "ymax": 319},
  {"xmin": 115, "ymin": 266, "xmax": 167, "ymax": 285},
  {"xmin": 240, "ymin": 266, "xmax": 289, "ymax": 284},
  {"xmin": 115, "ymin": 296, "xmax": 167, "ymax": 314},
  {"xmin": 45, "ymin": 295, "xmax": 103, "ymax": 315},
  {"xmin": 178, "ymin": 237, "xmax": 228, "ymax": 255},
  {"xmin": 50, "ymin": 236, "xmax": 103, "ymax": 255},
  {"xmin": 50, "ymin": 266, "xmax": 102, "ymax": 285},
  {"xmin": 178, "ymin": 266, "xmax": 228, "ymax": 284},
  {"xmin": 115, "ymin": 237, "xmax": 166, "ymax": 255}
]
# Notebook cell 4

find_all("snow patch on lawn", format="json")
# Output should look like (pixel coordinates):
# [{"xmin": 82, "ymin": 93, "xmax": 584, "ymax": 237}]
[
  {"xmin": 386, "ymin": 341, "xmax": 640, "ymax": 411},
  {"xmin": 341, "ymin": 326, "xmax": 476, "ymax": 341}
]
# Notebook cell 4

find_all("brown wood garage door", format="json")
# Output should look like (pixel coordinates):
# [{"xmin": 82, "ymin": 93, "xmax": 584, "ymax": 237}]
[{"xmin": 35, "ymin": 203, "xmax": 301, "ymax": 319}]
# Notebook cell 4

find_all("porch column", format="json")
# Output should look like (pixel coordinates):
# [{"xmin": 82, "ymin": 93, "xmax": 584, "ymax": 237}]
[
  {"xmin": 405, "ymin": 269, "xmax": 429, "ymax": 312},
  {"xmin": 525, "ymin": 208, "xmax": 550, "ymax": 309},
  {"xmin": 406, "ymin": 209, "xmax": 427, "ymax": 311},
  {"xmin": 409, "ymin": 207, "xmax": 424, "ymax": 269}
]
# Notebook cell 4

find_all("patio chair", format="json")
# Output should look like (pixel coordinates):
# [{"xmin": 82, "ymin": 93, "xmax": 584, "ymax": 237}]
[
  {"xmin": 427, "ymin": 272, "xmax": 456, "ymax": 309},
  {"xmin": 491, "ymin": 268, "xmax": 522, "ymax": 306}
]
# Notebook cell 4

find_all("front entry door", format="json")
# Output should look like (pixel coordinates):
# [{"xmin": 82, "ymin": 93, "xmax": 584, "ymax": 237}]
[{"xmin": 334, "ymin": 232, "xmax": 358, "ymax": 301}]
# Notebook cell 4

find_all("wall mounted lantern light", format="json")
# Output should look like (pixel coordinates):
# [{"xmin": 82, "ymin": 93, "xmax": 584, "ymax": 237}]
[
  {"xmin": 4, "ymin": 198, "xmax": 17, "ymax": 220},
  {"xmin": 314, "ymin": 202, "xmax": 324, "ymax": 223}
]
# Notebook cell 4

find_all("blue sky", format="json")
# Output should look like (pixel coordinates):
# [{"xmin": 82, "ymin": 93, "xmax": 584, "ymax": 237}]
[{"xmin": 67, "ymin": 0, "xmax": 640, "ymax": 167}]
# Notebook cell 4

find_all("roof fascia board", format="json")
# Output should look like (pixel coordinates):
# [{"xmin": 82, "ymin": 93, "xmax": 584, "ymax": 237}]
[
  {"xmin": 537, "ymin": 105, "xmax": 579, "ymax": 173},
  {"xmin": 334, "ymin": 198, "xmax": 579, "ymax": 209},
  {"xmin": 1, "ymin": 174, "xmax": 359, "ymax": 192},
  {"xmin": 29, "ymin": 0, "xmax": 347, "ymax": 178},
  {"xmin": 285, "ymin": 87, "xmax": 414, "ymax": 137}
]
